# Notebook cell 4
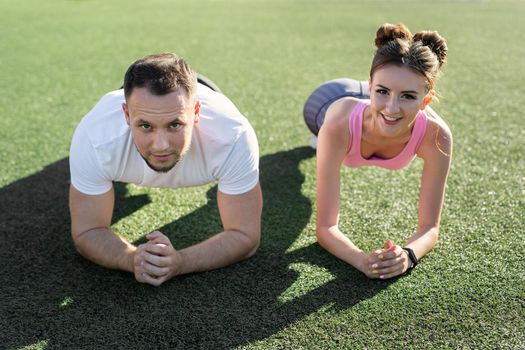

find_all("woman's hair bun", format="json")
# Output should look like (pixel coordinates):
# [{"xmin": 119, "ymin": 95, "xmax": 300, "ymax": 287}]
[
  {"xmin": 374, "ymin": 23, "xmax": 413, "ymax": 48},
  {"xmin": 413, "ymin": 31, "xmax": 448, "ymax": 66}
]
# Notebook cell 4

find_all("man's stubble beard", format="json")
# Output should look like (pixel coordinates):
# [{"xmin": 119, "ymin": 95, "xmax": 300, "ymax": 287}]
[{"xmin": 139, "ymin": 144, "xmax": 191, "ymax": 173}]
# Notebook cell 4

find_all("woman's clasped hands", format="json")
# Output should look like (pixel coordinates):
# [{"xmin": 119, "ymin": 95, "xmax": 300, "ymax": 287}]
[{"xmin": 363, "ymin": 239, "xmax": 411, "ymax": 279}]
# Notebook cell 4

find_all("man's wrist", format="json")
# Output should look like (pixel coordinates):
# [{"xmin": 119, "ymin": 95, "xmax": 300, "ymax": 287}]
[
  {"xmin": 169, "ymin": 249, "xmax": 186, "ymax": 278},
  {"xmin": 125, "ymin": 246, "xmax": 138, "ymax": 273}
]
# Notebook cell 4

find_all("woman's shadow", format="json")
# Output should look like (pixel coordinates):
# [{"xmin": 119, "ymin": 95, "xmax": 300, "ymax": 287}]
[{"xmin": 0, "ymin": 147, "xmax": 389, "ymax": 349}]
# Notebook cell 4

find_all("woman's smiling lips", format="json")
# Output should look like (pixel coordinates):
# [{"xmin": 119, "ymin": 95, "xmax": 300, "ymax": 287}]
[{"xmin": 380, "ymin": 112, "xmax": 402, "ymax": 125}]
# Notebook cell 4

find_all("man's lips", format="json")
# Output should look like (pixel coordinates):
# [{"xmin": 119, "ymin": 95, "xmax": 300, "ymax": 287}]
[{"xmin": 152, "ymin": 154, "xmax": 173, "ymax": 162}]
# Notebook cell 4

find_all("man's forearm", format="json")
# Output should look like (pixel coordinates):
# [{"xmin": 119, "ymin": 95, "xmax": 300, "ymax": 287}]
[
  {"xmin": 73, "ymin": 228, "xmax": 136, "ymax": 272},
  {"xmin": 176, "ymin": 229, "xmax": 259, "ymax": 276}
]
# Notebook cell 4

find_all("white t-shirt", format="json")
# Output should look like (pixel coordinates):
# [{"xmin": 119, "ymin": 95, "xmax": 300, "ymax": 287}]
[{"xmin": 70, "ymin": 84, "xmax": 259, "ymax": 196}]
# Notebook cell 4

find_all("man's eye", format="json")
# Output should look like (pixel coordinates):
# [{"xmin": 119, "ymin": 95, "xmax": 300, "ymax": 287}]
[
  {"xmin": 170, "ymin": 123, "xmax": 182, "ymax": 130},
  {"xmin": 140, "ymin": 124, "xmax": 151, "ymax": 130}
]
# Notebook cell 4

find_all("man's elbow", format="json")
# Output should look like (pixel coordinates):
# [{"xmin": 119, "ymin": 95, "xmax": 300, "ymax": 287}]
[
  {"xmin": 71, "ymin": 229, "xmax": 92, "ymax": 258},
  {"xmin": 71, "ymin": 230, "xmax": 85, "ymax": 255},
  {"xmin": 239, "ymin": 228, "xmax": 260, "ymax": 259}
]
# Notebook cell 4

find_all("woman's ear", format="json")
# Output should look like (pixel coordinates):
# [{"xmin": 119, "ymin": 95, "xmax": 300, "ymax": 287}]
[
  {"xmin": 420, "ymin": 90, "xmax": 434, "ymax": 110},
  {"xmin": 194, "ymin": 100, "xmax": 201, "ymax": 124}
]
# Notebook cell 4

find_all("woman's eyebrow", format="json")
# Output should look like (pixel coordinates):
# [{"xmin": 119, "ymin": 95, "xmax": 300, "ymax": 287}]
[{"xmin": 377, "ymin": 84, "xmax": 418, "ymax": 94}]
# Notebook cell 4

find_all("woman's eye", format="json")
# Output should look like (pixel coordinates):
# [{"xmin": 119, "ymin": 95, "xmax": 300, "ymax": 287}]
[
  {"xmin": 401, "ymin": 94, "xmax": 416, "ymax": 100},
  {"xmin": 376, "ymin": 89, "xmax": 388, "ymax": 95}
]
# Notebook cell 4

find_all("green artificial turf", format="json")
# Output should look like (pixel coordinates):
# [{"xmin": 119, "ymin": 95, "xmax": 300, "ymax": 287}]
[{"xmin": 1, "ymin": 0, "xmax": 524, "ymax": 349}]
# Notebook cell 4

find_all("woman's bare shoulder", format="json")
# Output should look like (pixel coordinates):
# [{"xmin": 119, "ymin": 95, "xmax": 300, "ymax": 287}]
[
  {"xmin": 323, "ymin": 97, "xmax": 363, "ymax": 130},
  {"xmin": 419, "ymin": 106, "xmax": 453, "ymax": 159}
]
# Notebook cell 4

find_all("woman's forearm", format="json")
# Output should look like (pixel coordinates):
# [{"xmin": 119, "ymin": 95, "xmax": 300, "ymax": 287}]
[
  {"xmin": 405, "ymin": 225, "xmax": 439, "ymax": 261},
  {"xmin": 317, "ymin": 225, "xmax": 366, "ymax": 270}
]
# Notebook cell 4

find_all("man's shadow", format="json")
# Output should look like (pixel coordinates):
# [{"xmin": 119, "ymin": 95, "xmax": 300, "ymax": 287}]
[{"xmin": 0, "ymin": 147, "xmax": 389, "ymax": 349}]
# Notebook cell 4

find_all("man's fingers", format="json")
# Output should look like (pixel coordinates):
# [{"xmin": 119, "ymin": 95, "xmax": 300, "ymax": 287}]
[
  {"xmin": 138, "ymin": 272, "xmax": 165, "ymax": 287},
  {"xmin": 144, "ymin": 243, "xmax": 170, "ymax": 256},
  {"xmin": 147, "ymin": 231, "xmax": 171, "ymax": 245},
  {"xmin": 142, "ymin": 261, "xmax": 170, "ymax": 277},
  {"xmin": 147, "ymin": 230, "xmax": 163, "ymax": 239},
  {"xmin": 135, "ymin": 234, "xmax": 179, "ymax": 285},
  {"xmin": 141, "ymin": 251, "xmax": 170, "ymax": 267}
]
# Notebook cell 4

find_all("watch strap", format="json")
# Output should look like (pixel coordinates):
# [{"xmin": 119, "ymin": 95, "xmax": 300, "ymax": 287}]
[{"xmin": 402, "ymin": 247, "xmax": 418, "ymax": 269}]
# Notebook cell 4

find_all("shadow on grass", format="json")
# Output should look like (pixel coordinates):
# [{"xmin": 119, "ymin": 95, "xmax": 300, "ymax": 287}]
[{"xmin": 0, "ymin": 147, "xmax": 389, "ymax": 349}]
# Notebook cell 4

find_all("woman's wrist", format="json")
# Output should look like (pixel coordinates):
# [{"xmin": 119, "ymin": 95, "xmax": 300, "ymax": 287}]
[
  {"xmin": 355, "ymin": 251, "xmax": 371, "ymax": 275},
  {"xmin": 402, "ymin": 247, "xmax": 418, "ymax": 272}
]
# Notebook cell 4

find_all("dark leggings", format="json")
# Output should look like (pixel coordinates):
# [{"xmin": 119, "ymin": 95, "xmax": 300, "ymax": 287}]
[{"xmin": 303, "ymin": 78, "xmax": 369, "ymax": 135}]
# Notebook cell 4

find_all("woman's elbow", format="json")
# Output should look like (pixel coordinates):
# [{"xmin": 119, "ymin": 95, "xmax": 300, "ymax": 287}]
[{"xmin": 315, "ymin": 225, "xmax": 333, "ymax": 248}]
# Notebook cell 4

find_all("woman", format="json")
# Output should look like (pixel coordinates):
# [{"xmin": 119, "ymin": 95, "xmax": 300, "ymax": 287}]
[{"xmin": 304, "ymin": 23, "xmax": 452, "ymax": 279}]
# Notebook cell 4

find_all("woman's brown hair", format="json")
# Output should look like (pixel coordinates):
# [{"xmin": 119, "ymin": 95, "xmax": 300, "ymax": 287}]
[{"xmin": 370, "ymin": 23, "xmax": 448, "ymax": 91}]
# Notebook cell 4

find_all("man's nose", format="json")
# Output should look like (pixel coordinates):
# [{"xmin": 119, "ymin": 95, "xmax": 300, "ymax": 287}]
[{"xmin": 152, "ymin": 130, "xmax": 170, "ymax": 151}]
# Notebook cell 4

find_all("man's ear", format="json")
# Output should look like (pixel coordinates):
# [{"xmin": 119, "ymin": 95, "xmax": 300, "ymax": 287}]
[
  {"xmin": 194, "ymin": 100, "xmax": 201, "ymax": 124},
  {"xmin": 122, "ymin": 103, "xmax": 131, "ymax": 125}
]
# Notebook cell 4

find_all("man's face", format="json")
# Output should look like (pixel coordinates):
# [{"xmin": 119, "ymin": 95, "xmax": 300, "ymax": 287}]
[{"xmin": 122, "ymin": 87, "xmax": 199, "ymax": 173}]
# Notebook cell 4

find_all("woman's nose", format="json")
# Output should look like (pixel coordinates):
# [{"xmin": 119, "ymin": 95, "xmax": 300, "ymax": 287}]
[{"xmin": 385, "ymin": 96, "xmax": 400, "ymax": 114}]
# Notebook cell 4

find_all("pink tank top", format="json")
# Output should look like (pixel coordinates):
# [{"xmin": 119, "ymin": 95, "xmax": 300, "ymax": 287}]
[{"xmin": 342, "ymin": 102, "xmax": 428, "ymax": 170}]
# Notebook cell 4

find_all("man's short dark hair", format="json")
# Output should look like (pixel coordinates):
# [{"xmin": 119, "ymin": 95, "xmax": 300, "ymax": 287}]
[{"xmin": 123, "ymin": 53, "xmax": 197, "ymax": 100}]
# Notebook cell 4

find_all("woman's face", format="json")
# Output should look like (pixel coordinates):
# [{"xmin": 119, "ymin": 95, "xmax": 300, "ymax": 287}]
[{"xmin": 369, "ymin": 64, "xmax": 431, "ymax": 137}]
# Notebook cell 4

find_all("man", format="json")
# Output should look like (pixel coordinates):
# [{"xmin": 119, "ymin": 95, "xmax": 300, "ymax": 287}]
[{"xmin": 69, "ymin": 53, "xmax": 262, "ymax": 286}]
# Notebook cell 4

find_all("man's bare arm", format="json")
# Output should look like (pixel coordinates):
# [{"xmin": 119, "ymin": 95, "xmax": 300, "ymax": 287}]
[
  {"xmin": 139, "ymin": 182, "xmax": 263, "ymax": 283},
  {"xmin": 182, "ymin": 182, "xmax": 262, "ymax": 272},
  {"xmin": 69, "ymin": 185, "xmax": 136, "ymax": 272}
]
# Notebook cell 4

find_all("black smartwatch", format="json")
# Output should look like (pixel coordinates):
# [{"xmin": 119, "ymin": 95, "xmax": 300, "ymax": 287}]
[{"xmin": 402, "ymin": 247, "xmax": 418, "ymax": 271}]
